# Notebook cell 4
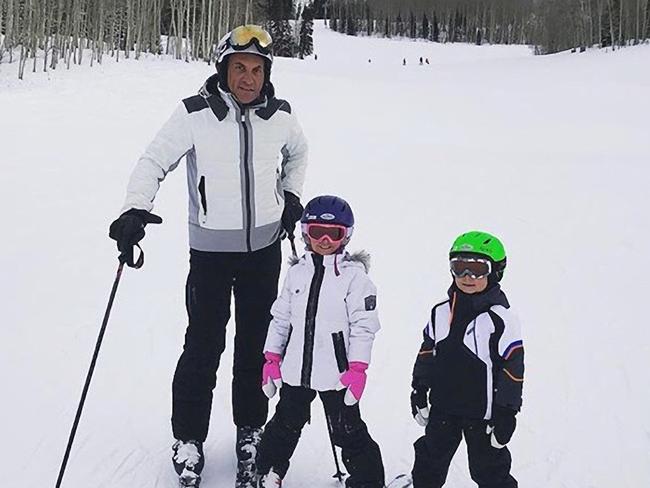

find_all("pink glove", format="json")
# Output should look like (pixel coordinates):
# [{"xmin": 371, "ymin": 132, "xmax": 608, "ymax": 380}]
[
  {"xmin": 261, "ymin": 351, "xmax": 283, "ymax": 399},
  {"xmin": 337, "ymin": 362, "xmax": 368, "ymax": 406}
]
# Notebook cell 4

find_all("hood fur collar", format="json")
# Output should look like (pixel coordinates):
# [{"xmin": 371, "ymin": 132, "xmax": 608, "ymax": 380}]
[{"xmin": 289, "ymin": 250, "xmax": 371, "ymax": 273}]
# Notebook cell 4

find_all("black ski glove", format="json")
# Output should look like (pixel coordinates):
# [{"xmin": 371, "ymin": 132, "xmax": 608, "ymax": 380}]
[
  {"xmin": 410, "ymin": 379, "xmax": 430, "ymax": 426},
  {"xmin": 281, "ymin": 191, "xmax": 303, "ymax": 237},
  {"xmin": 109, "ymin": 209, "xmax": 162, "ymax": 264},
  {"xmin": 488, "ymin": 405, "xmax": 517, "ymax": 448}
]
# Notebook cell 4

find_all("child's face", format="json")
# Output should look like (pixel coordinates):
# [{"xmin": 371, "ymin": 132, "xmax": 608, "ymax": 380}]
[
  {"xmin": 454, "ymin": 275, "xmax": 488, "ymax": 294},
  {"xmin": 310, "ymin": 237, "xmax": 341, "ymax": 255}
]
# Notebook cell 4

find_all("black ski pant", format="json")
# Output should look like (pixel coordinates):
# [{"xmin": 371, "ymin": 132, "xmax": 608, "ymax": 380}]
[
  {"xmin": 256, "ymin": 384, "xmax": 385, "ymax": 488},
  {"xmin": 412, "ymin": 408, "xmax": 518, "ymax": 488},
  {"xmin": 171, "ymin": 241, "xmax": 281, "ymax": 442}
]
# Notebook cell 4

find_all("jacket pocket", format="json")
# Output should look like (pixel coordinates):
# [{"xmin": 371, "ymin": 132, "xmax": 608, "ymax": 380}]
[
  {"xmin": 198, "ymin": 175, "xmax": 208, "ymax": 223},
  {"xmin": 332, "ymin": 331, "xmax": 349, "ymax": 373}
]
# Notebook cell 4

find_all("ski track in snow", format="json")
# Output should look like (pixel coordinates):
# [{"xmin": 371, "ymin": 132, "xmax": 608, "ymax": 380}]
[{"xmin": 1, "ymin": 23, "xmax": 650, "ymax": 488}]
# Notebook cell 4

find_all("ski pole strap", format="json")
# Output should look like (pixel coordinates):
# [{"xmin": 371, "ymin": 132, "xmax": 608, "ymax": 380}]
[
  {"xmin": 119, "ymin": 243, "xmax": 144, "ymax": 269},
  {"xmin": 288, "ymin": 232, "xmax": 297, "ymax": 258}
]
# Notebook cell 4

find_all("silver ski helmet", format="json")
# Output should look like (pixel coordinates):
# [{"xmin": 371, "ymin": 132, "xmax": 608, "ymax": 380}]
[{"xmin": 215, "ymin": 25, "xmax": 274, "ymax": 95}]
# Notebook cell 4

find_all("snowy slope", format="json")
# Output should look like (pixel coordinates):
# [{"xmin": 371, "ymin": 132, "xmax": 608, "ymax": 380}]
[{"xmin": 1, "ymin": 23, "xmax": 649, "ymax": 488}]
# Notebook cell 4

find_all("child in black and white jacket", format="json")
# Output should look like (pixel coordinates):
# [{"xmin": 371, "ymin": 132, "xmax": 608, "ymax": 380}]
[
  {"xmin": 255, "ymin": 195, "xmax": 385, "ymax": 488},
  {"xmin": 409, "ymin": 231, "xmax": 524, "ymax": 488}
]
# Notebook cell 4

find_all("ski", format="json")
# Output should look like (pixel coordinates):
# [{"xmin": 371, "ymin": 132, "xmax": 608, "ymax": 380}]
[{"xmin": 386, "ymin": 473, "xmax": 413, "ymax": 488}]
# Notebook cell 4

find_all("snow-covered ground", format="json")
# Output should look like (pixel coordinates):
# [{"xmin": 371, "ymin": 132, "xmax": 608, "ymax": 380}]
[{"xmin": 1, "ymin": 23, "xmax": 649, "ymax": 488}]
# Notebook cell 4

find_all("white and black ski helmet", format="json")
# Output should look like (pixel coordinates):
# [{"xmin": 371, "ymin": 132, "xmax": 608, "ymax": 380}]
[{"xmin": 215, "ymin": 25, "xmax": 274, "ymax": 94}]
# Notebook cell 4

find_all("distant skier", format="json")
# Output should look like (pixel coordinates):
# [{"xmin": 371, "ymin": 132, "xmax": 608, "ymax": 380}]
[
  {"xmin": 425, "ymin": 58, "xmax": 430, "ymax": 65},
  {"xmin": 403, "ymin": 58, "xmax": 407, "ymax": 66},
  {"xmin": 108, "ymin": 24, "xmax": 308, "ymax": 488},
  {"xmin": 409, "ymin": 231, "xmax": 524, "ymax": 488},
  {"xmin": 419, "ymin": 56, "xmax": 423, "ymax": 65},
  {"xmin": 315, "ymin": 53, "xmax": 318, "ymax": 60},
  {"xmin": 255, "ymin": 195, "xmax": 386, "ymax": 488}
]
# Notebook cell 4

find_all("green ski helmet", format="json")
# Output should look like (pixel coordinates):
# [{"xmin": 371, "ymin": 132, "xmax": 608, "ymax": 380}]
[{"xmin": 449, "ymin": 231, "xmax": 507, "ymax": 282}]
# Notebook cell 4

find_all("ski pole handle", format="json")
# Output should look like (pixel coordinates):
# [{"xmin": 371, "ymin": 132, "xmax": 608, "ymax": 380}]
[{"xmin": 119, "ymin": 243, "xmax": 145, "ymax": 269}]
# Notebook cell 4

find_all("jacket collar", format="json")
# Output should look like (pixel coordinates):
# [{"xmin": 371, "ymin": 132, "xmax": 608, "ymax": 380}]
[
  {"xmin": 199, "ymin": 74, "xmax": 295, "ymax": 123},
  {"xmin": 447, "ymin": 282, "xmax": 509, "ymax": 314}
]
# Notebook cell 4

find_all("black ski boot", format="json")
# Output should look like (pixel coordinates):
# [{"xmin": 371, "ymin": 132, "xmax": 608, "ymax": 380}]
[
  {"xmin": 236, "ymin": 426, "xmax": 263, "ymax": 488},
  {"xmin": 172, "ymin": 439, "xmax": 205, "ymax": 487}
]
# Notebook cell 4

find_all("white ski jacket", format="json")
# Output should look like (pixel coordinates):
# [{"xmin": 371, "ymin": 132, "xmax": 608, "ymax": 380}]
[
  {"xmin": 264, "ymin": 251, "xmax": 381, "ymax": 392},
  {"xmin": 121, "ymin": 80, "xmax": 308, "ymax": 252}
]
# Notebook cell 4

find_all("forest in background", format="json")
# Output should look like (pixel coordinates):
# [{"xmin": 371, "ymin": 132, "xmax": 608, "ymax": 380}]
[
  {"xmin": 326, "ymin": 0, "xmax": 650, "ymax": 54},
  {"xmin": 0, "ymin": 0, "xmax": 314, "ymax": 78},
  {"xmin": 1, "ymin": 0, "xmax": 648, "ymax": 80}
]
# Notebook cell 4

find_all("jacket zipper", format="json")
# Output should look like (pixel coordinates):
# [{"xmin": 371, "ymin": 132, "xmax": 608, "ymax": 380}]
[
  {"xmin": 301, "ymin": 255, "xmax": 325, "ymax": 388},
  {"xmin": 240, "ymin": 111, "xmax": 253, "ymax": 252}
]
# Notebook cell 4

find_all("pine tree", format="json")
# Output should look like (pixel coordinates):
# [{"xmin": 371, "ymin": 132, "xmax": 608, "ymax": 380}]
[
  {"xmin": 267, "ymin": 0, "xmax": 296, "ymax": 57},
  {"xmin": 346, "ymin": 11, "xmax": 357, "ymax": 35},
  {"xmin": 409, "ymin": 11, "xmax": 416, "ymax": 38},
  {"xmin": 433, "ymin": 12, "xmax": 439, "ymax": 42},
  {"xmin": 272, "ymin": 19, "xmax": 295, "ymax": 56},
  {"xmin": 422, "ymin": 13, "xmax": 430, "ymax": 40},
  {"xmin": 396, "ymin": 12, "xmax": 403, "ymax": 36},
  {"xmin": 312, "ymin": 0, "xmax": 326, "ymax": 19},
  {"xmin": 298, "ymin": 2, "xmax": 314, "ymax": 58}
]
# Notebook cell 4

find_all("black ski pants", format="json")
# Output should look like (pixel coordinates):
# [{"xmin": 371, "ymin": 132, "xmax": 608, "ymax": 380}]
[
  {"xmin": 412, "ymin": 408, "xmax": 518, "ymax": 488},
  {"xmin": 171, "ymin": 241, "xmax": 281, "ymax": 442},
  {"xmin": 256, "ymin": 384, "xmax": 385, "ymax": 488}
]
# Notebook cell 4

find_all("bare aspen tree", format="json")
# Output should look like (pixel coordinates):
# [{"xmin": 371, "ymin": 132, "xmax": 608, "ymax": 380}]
[
  {"xmin": 0, "ymin": 0, "xmax": 5, "ymax": 63},
  {"xmin": 185, "ymin": 0, "xmax": 190, "ymax": 61},
  {"xmin": 7, "ymin": 0, "xmax": 15, "ymax": 63}
]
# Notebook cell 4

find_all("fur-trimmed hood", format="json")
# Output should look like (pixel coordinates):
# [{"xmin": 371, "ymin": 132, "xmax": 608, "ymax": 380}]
[{"xmin": 288, "ymin": 250, "xmax": 371, "ymax": 273}]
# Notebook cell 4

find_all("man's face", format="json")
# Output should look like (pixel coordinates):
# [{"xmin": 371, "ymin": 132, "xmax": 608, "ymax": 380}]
[{"xmin": 227, "ymin": 53, "xmax": 265, "ymax": 104}]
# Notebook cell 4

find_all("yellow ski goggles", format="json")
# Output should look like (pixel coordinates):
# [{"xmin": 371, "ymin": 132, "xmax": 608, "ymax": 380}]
[{"xmin": 228, "ymin": 25, "xmax": 273, "ymax": 54}]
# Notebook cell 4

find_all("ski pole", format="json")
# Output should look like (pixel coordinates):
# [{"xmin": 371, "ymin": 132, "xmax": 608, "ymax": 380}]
[
  {"xmin": 288, "ymin": 231, "xmax": 298, "ymax": 258},
  {"xmin": 325, "ymin": 413, "xmax": 346, "ymax": 483},
  {"xmin": 56, "ymin": 247, "xmax": 139, "ymax": 487}
]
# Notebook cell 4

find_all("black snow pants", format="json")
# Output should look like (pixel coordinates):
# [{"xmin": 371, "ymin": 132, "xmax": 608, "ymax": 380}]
[
  {"xmin": 256, "ymin": 385, "xmax": 385, "ymax": 488},
  {"xmin": 171, "ymin": 241, "xmax": 281, "ymax": 442},
  {"xmin": 412, "ymin": 408, "xmax": 518, "ymax": 488}
]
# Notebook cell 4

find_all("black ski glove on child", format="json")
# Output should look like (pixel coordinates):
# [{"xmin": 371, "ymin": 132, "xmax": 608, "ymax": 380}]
[
  {"xmin": 487, "ymin": 404, "xmax": 517, "ymax": 448},
  {"xmin": 281, "ymin": 191, "xmax": 303, "ymax": 237}
]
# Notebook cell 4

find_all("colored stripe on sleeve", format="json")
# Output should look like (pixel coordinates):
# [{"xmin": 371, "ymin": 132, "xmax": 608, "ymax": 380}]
[{"xmin": 503, "ymin": 340, "xmax": 524, "ymax": 360}]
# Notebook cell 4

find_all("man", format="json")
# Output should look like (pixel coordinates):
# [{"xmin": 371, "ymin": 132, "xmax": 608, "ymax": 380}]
[{"xmin": 109, "ymin": 25, "xmax": 308, "ymax": 488}]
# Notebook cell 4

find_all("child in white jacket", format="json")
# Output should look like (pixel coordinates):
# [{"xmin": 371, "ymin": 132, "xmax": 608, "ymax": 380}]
[{"xmin": 255, "ymin": 195, "xmax": 385, "ymax": 488}]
